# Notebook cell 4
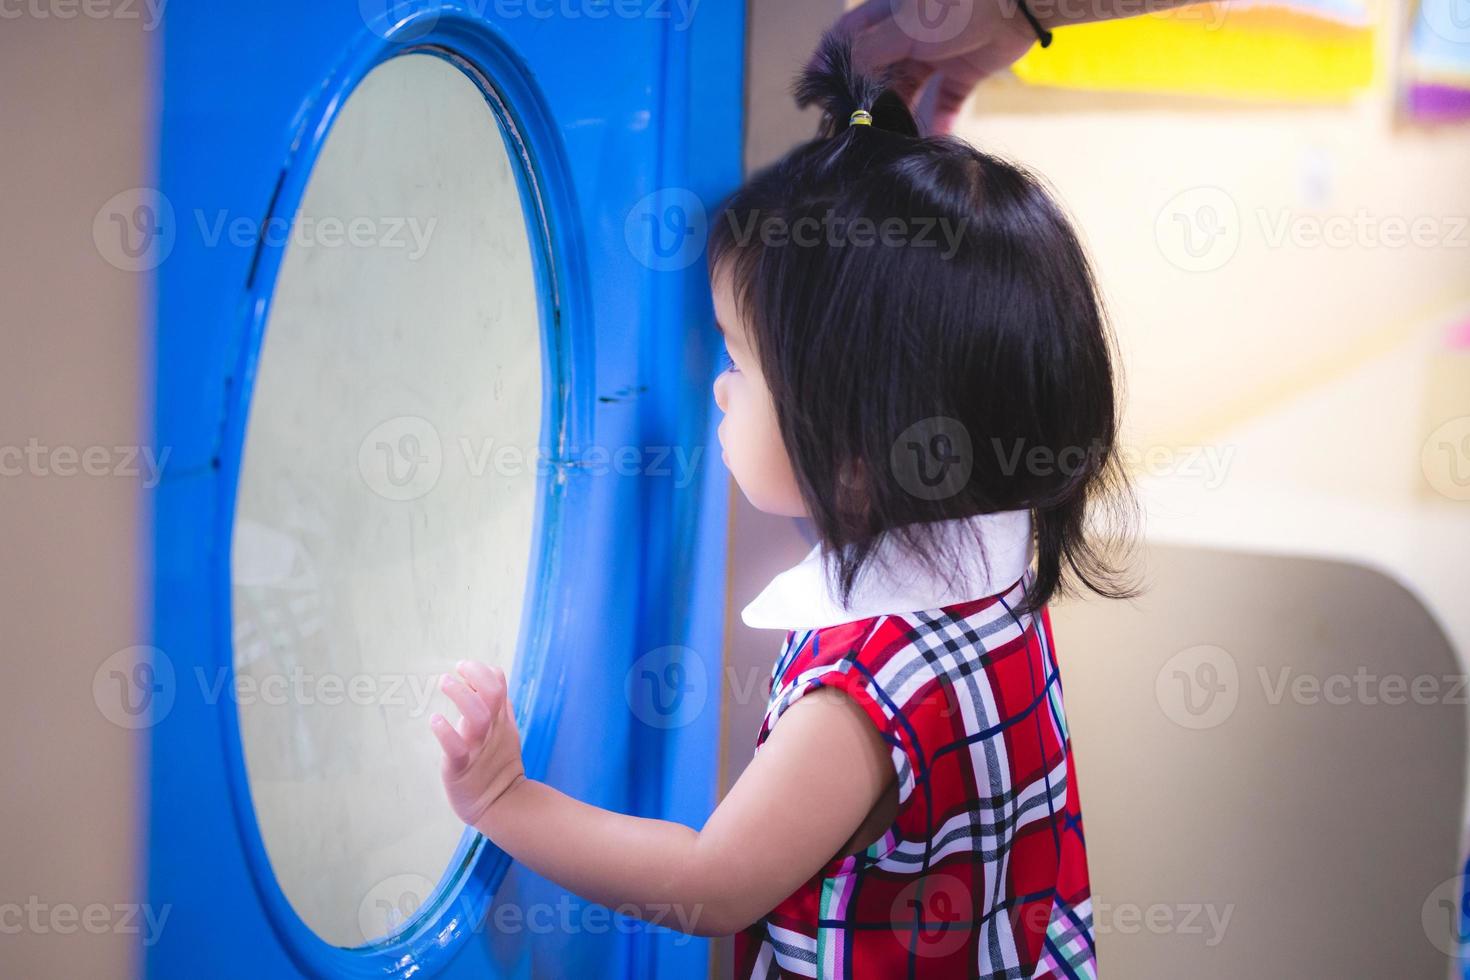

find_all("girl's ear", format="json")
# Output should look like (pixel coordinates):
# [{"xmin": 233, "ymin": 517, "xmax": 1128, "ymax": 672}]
[{"xmin": 833, "ymin": 457, "xmax": 870, "ymax": 527}]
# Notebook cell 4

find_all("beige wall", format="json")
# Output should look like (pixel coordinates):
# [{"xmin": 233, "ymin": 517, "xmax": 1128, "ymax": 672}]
[{"xmin": 0, "ymin": 14, "xmax": 151, "ymax": 980}]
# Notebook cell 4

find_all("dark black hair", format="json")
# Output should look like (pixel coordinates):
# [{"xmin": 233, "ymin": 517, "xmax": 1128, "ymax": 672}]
[{"xmin": 707, "ymin": 28, "xmax": 1141, "ymax": 619}]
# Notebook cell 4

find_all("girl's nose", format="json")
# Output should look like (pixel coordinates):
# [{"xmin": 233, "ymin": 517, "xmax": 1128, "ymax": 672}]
[{"xmin": 712, "ymin": 370, "xmax": 728, "ymax": 413}]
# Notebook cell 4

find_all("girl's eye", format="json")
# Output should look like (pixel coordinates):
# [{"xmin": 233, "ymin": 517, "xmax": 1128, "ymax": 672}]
[{"xmin": 722, "ymin": 349, "xmax": 739, "ymax": 374}]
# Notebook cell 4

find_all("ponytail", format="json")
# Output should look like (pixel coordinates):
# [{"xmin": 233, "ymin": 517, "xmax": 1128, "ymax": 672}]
[{"xmin": 792, "ymin": 28, "xmax": 922, "ymax": 141}]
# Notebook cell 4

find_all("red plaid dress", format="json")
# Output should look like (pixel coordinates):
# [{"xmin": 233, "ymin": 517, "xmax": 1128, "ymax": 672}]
[{"xmin": 733, "ymin": 511, "xmax": 1095, "ymax": 979}]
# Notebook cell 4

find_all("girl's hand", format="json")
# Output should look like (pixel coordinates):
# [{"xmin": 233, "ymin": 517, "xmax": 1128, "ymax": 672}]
[{"xmin": 430, "ymin": 660, "xmax": 526, "ymax": 831}]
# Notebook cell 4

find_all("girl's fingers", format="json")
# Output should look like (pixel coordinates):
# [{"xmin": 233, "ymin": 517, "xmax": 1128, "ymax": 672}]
[
  {"xmin": 430, "ymin": 713, "xmax": 470, "ymax": 775},
  {"xmin": 440, "ymin": 676, "xmax": 491, "ymax": 743},
  {"xmin": 456, "ymin": 659, "xmax": 506, "ymax": 710}
]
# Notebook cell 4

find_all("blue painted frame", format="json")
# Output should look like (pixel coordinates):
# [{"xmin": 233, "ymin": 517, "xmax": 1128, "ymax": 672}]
[
  {"xmin": 149, "ymin": 3, "xmax": 744, "ymax": 977},
  {"xmin": 213, "ymin": 14, "xmax": 589, "ymax": 978}
]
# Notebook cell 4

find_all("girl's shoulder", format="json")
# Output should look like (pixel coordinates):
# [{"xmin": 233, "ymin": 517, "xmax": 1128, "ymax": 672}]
[
  {"xmin": 757, "ymin": 572, "xmax": 1045, "ymax": 799},
  {"xmin": 770, "ymin": 572, "xmax": 1037, "ymax": 694},
  {"xmin": 764, "ymin": 567, "xmax": 1040, "ymax": 743}
]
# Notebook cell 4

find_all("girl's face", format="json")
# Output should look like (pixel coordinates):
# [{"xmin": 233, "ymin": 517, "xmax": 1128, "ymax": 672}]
[{"xmin": 711, "ymin": 267, "xmax": 809, "ymax": 518}]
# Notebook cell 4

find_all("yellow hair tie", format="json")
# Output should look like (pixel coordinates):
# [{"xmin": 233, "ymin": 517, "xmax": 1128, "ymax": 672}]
[{"xmin": 849, "ymin": 109, "xmax": 873, "ymax": 127}]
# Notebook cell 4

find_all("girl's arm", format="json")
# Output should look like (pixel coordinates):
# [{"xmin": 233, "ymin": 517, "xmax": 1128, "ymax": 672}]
[{"xmin": 432, "ymin": 661, "xmax": 895, "ymax": 938}]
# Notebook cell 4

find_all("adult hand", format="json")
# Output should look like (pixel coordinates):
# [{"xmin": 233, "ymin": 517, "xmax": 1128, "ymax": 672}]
[{"xmin": 820, "ymin": 0, "xmax": 1042, "ymax": 134}]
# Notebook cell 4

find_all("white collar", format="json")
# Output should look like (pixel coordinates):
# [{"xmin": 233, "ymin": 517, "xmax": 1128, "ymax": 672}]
[{"xmin": 740, "ymin": 509, "xmax": 1034, "ymax": 631}]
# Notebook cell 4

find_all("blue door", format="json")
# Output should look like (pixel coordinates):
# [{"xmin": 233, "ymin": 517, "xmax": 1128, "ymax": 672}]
[{"xmin": 147, "ymin": 3, "xmax": 742, "ymax": 977}]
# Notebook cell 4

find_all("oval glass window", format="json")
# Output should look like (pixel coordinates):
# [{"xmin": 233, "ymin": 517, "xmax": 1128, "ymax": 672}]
[{"xmin": 229, "ymin": 52, "xmax": 543, "ymax": 948}]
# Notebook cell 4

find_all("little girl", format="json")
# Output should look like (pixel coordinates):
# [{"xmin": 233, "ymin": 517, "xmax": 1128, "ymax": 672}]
[{"xmin": 431, "ymin": 27, "xmax": 1137, "ymax": 979}]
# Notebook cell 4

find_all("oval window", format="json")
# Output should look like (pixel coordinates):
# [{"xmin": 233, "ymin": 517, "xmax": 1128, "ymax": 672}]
[{"xmin": 228, "ymin": 51, "xmax": 544, "ymax": 948}]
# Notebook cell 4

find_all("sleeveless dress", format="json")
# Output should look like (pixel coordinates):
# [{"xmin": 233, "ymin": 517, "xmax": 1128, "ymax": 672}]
[{"xmin": 733, "ymin": 512, "xmax": 1096, "ymax": 979}]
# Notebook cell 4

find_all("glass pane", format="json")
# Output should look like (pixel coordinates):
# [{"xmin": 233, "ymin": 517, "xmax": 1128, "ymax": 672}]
[{"xmin": 229, "ymin": 52, "xmax": 543, "ymax": 948}]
